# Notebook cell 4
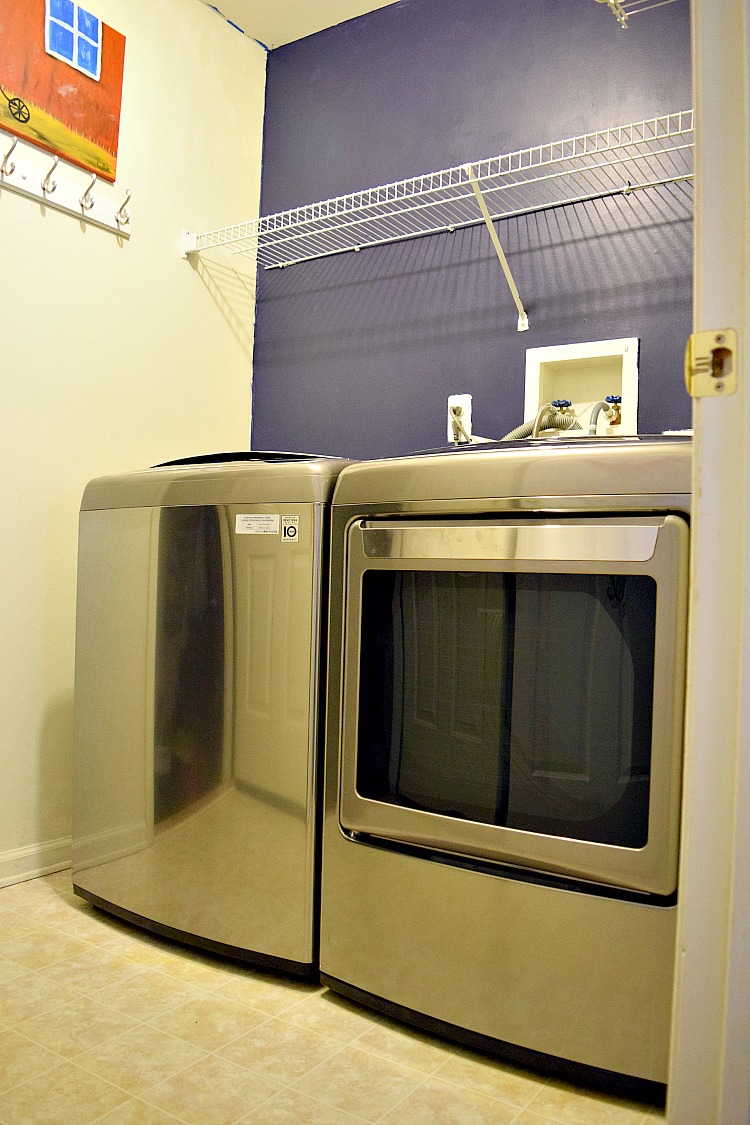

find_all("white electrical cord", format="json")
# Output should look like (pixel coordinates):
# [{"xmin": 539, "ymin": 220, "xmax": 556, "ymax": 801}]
[
  {"xmin": 449, "ymin": 406, "xmax": 496, "ymax": 444},
  {"xmin": 449, "ymin": 406, "xmax": 474, "ymax": 443}
]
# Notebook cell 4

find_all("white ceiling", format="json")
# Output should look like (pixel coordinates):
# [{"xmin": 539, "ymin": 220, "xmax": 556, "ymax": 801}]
[{"xmin": 203, "ymin": 0, "xmax": 402, "ymax": 49}]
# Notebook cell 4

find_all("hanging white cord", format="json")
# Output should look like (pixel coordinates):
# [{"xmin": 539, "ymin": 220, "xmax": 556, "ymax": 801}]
[
  {"xmin": 466, "ymin": 165, "xmax": 529, "ymax": 332},
  {"xmin": 449, "ymin": 406, "xmax": 475, "ymax": 443}
]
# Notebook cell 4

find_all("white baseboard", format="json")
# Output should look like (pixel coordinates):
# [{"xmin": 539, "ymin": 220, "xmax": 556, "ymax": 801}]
[
  {"xmin": 0, "ymin": 837, "xmax": 72, "ymax": 888},
  {"xmin": 72, "ymin": 822, "xmax": 152, "ymax": 872}
]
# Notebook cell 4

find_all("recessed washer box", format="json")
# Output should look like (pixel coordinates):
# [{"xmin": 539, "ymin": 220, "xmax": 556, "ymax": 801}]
[{"xmin": 524, "ymin": 338, "xmax": 639, "ymax": 435}]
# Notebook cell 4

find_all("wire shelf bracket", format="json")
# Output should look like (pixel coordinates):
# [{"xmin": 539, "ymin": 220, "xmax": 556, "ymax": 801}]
[
  {"xmin": 466, "ymin": 164, "xmax": 529, "ymax": 331},
  {"xmin": 183, "ymin": 109, "xmax": 694, "ymax": 332},
  {"xmin": 595, "ymin": 0, "xmax": 681, "ymax": 28}
]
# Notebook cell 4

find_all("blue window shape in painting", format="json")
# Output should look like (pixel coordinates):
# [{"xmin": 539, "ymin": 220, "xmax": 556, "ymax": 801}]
[
  {"xmin": 77, "ymin": 7, "xmax": 99, "ymax": 38},
  {"xmin": 45, "ymin": 0, "xmax": 102, "ymax": 81},
  {"xmin": 49, "ymin": 0, "xmax": 75, "ymax": 23},
  {"xmin": 48, "ymin": 19, "xmax": 75, "ymax": 63},
  {"xmin": 77, "ymin": 36, "xmax": 99, "ymax": 76}
]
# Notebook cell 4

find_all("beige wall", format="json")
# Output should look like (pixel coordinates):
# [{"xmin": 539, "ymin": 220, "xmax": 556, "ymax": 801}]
[{"xmin": 0, "ymin": 0, "xmax": 266, "ymax": 883}]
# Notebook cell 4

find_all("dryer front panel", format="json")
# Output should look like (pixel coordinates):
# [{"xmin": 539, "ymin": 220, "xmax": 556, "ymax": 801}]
[{"xmin": 339, "ymin": 514, "xmax": 689, "ymax": 896}]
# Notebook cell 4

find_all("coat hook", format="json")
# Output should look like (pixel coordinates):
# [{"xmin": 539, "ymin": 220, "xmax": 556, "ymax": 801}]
[
  {"xmin": 1, "ymin": 136, "xmax": 17, "ymax": 177},
  {"xmin": 41, "ymin": 155, "xmax": 58, "ymax": 195},
  {"xmin": 115, "ymin": 188, "xmax": 131, "ymax": 226},
  {"xmin": 79, "ymin": 172, "xmax": 96, "ymax": 210}
]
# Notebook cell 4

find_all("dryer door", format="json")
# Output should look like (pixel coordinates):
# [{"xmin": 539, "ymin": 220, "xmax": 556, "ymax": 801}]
[{"xmin": 339, "ymin": 514, "xmax": 689, "ymax": 896}]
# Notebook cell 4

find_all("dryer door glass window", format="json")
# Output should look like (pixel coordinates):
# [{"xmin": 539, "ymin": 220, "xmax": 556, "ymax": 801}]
[{"xmin": 356, "ymin": 569, "xmax": 656, "ymax": 848}]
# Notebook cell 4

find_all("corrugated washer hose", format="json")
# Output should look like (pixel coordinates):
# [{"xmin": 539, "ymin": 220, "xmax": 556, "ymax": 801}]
[{"xmin": 501, "ymin": 402, "xmax": 582, "ymax": 442}]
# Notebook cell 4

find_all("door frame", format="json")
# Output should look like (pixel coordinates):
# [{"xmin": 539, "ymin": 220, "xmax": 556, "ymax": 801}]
[{"xmin": 667, "ymin": 2, "xmax": 750, "ymax": 1121}]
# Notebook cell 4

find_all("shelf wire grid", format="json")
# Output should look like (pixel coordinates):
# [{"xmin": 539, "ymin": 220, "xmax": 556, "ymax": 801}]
[{"xmin": 190, "ymin": 110, "xmax": 693, "ymax": 270}]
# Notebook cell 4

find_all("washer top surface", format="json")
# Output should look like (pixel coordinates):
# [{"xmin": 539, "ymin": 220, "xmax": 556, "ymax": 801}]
[{"xmin": 81, "ymin": 451, "xmax": 352, "ymax": 510}]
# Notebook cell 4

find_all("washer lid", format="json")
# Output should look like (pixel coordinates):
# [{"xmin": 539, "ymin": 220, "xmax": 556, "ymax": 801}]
[
  {"xmin": 152, "ymin": 450, "xmax": 322, "ymax": 468},
  {"xmin": 81, "ymin": 452, "xmax": 352, "ymax": 510}
]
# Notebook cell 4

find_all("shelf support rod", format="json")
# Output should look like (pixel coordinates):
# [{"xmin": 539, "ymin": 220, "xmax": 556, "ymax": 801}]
[{"xmin": 465, "ymin": 164, "xmax": 529, "ymax": 332}]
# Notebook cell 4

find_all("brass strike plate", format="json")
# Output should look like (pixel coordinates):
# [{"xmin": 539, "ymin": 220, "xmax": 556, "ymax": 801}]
[{"xmin": 685, "ymin": 328, "xmax": 738, "ymax": 398}]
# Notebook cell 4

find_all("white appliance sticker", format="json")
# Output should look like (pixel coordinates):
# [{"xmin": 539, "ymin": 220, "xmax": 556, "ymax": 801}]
[
  {"xmin": 281, "ymin": 515, "xmax": 300, "ymax": 542},
  {"xmin": 235, "ymin": 514, "xmax": 280, "ymax": 535}
]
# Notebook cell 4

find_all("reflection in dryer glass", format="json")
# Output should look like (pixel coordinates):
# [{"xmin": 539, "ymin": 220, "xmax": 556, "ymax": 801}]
[{"xmin": 357, "ymin": 570, "xmax": 656, "ymax": 848}]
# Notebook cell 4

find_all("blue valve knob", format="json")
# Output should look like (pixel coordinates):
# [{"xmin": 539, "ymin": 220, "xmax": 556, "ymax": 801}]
[
  {"xmin": 551, "ymin": 399, "xmax": 572, "ymax": 408},
  {"xmin": 605, "ymin": 395, "xmax": 622, "ymax": 404}
]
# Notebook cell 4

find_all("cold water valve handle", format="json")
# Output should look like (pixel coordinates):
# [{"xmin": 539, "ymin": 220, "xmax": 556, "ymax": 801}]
[{"xmin": 551, "ymin": 399, "xmax": 572, "ymax": 410}]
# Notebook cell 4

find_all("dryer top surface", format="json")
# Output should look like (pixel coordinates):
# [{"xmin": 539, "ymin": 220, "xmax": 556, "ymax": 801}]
[{"xmin": 331, "ymin": 436, "xmax": 692, "ymax": 509}]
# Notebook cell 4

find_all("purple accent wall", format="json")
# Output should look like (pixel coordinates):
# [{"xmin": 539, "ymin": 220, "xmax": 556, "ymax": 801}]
[{"xmin": 252, "ymin": 0, "xmax": 692, "ymax": 459}]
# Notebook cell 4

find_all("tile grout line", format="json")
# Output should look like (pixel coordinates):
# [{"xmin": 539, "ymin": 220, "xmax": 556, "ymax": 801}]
[
  {"xmin": 1, "ymin": 975, "xmax": 585, "ymax": 1125},
  {"xmin": 0, "ymin": 1057, "xmax": 163, "ymax": 1123},
  {"xmin": 0, "ymin": 877, "xmax": 662, "ymax": 1125},
  {"xmin": 2, "ymin": 920, "xmax": 366, "ymax": 1120}
]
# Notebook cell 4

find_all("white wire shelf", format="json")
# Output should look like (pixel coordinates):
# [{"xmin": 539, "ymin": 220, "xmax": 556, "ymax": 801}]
[{"xmin": 183, "ymin": 109, "xmax": 693, "ymax": 295}]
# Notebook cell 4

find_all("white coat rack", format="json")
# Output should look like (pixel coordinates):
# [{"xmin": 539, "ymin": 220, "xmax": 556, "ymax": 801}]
[
  {"xmin": 0, "ymin": 131, "xmax": 131, "ymax": 239},
  {"xmin": 183, "ymin": 109, "xmax": 694, "ymax": 332}
]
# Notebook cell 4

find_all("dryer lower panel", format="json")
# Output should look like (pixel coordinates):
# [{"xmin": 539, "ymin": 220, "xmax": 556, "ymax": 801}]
[{"xmin": 319, "ymin": 833, "xmax": 675, "ymax": 1083}]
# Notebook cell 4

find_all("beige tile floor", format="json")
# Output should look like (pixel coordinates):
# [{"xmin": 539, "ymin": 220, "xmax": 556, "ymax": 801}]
[{"xmin": 0, "ymin": 872, "xmax": 666, "ymax": 1125}]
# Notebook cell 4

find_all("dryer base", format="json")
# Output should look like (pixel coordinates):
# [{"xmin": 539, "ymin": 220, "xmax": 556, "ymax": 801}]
[{"xmin": 321, "ymin": 970, "xmax": 667, "ymax": 1105}]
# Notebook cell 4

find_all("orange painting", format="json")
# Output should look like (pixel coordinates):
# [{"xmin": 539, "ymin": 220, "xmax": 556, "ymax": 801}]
[{"xmin": 0, "ymin": 0, "xmax": 125, "ymax": 181}]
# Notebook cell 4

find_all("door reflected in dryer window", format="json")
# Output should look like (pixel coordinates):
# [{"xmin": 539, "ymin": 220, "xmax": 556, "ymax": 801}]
[
  {"xmin": 357, "ymin": 570, "xmax": 656, "ymax": 848},
  {"xmin": 154, "ymin": 506, "xmax": 226, "ymax": 823}
]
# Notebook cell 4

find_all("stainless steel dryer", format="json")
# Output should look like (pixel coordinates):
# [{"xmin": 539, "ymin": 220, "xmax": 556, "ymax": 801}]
[
  {"xmin": 320, "ymin": 436, "xmax": 690, "ymax": 1082},
  {"xmin": 72, "ymin": 452, "xmax": 348, "ymax": 975}
]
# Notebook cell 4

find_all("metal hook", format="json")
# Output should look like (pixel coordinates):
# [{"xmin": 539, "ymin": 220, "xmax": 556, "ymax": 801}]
[
  {"xmin": 1, "ymin": 136, "xmax": 17, "ymax": 177},
  {"xmin": 41, "ymin": 155, "xmax": 58, "ymax": 195},
  {"xmin": 115, "ymin": 188, "xmax": 131, "ymax": 226},
  {"xmin": 79, "ymin": 172, "xmax": 96, "ymax": 211}
]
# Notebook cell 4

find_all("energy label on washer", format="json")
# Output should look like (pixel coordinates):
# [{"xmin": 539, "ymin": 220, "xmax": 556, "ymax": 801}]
[
  {"xmin": 281, "ymin": 515, "xmax": 300, "ymax": 542},
  {"xmin": 235, "ymin": 514, "xmax": 280, "ymax": 535}
]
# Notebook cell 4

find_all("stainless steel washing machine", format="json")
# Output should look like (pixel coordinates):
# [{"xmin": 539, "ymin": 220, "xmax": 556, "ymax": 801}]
[
  {"xmin": 320, "ymin": 436, "xmax": 690, "ymax": 1082},
  {"xmin": 72, "ymin": 452, "xmax": 348, "ymax": 975}
]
